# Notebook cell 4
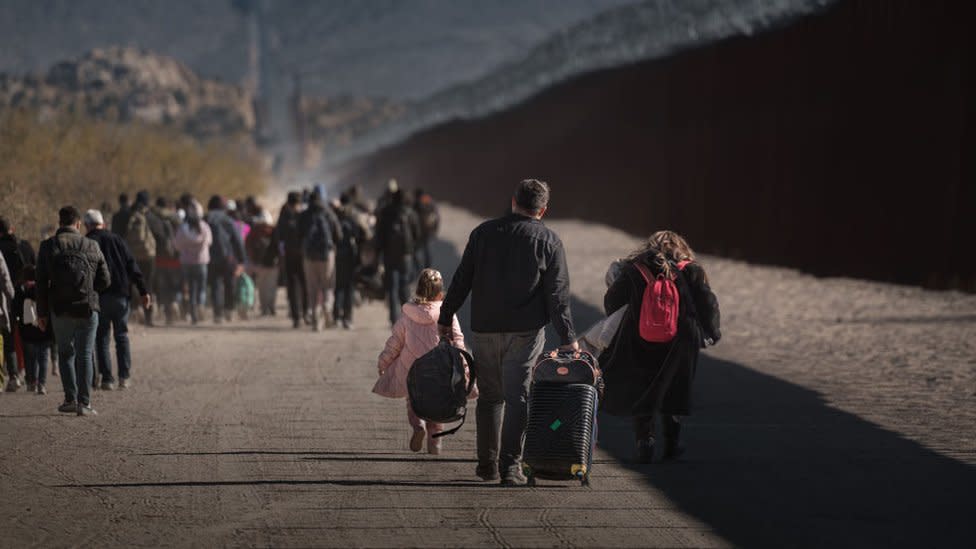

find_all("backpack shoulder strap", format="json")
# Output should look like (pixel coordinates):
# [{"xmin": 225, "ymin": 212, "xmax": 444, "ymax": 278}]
[{"xmin": 633, "ymin": 261, "xmax": 653, "ymax": 283}]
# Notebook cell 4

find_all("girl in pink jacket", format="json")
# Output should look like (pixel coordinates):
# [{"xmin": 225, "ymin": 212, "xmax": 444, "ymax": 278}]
[{"xmin": 374, "ymin": 269, "xmax": 466, "ymax": 455}]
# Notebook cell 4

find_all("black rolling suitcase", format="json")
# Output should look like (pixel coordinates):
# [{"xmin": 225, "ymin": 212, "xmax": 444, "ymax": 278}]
[{"xmin": 522, "ymin": 350, "xmax": 601, "ymax": 487}]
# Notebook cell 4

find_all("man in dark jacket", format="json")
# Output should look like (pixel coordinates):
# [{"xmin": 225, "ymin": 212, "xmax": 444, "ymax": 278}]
[
  {"xmin": 0, "ymin": 216, "xmax": 36, "ymax": 391},
  {"xmin": 438, "ymin": 179, "xmax": 577, "ymax": 486},
  {"xmin": 85, "ymin": 210, "xmax": 150, "ymax": 390},
  {"xmin": 374, "ymin": 188, "xmax": 421, "ymax": 326},
  {"xmin": 270, "ymin": 192, "xmax": 308, "ymax": 328},
  {"xmin": 110, "ymin": 193, "xmax": 130, "ymax": 236},
  {"xmin": 36, "ymin": 206, "xmax": 111, "ymax": 416},
  {"xmin": 205, "ymin": 195, "xmax": 247, "ymax": 323}
]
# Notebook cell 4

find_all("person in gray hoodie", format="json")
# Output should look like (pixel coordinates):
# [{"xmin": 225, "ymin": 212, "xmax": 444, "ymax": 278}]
[{"xmin": 0, "ymin": 250, "xmax": 16, "ymax": 392}]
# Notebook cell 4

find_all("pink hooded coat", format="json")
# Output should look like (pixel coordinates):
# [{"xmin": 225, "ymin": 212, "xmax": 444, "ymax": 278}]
[{"xmin": 374, "ymin": 301, "xmax": 470, "ymax": 399}]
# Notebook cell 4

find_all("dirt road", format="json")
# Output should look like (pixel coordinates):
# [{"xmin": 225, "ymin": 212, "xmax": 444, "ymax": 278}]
[{"xmin": 1, "ymin": 205, "xmax": 973, "ymax": 548}]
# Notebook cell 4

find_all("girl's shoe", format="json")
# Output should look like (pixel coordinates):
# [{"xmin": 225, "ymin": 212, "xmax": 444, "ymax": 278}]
[
  {"xmin": 37, "ymin": 384, "xmax": 47, "ymax": 395},
  {"xmin": 409, "ymin": 428, "xmax": 425, "ymax": 452},
  {"xmin": 636, "ymin": 437, "xmax": 655, "ymax": 464},
  {"xmin": 427, "ymin": 440, "xmax": 442, "ymax": 455}
]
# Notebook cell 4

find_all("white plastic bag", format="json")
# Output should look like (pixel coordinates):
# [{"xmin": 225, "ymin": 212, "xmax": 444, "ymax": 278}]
[
  {"xmin": 578, "ymin": 304, "xmax": 628, "ymax": 356},
  {"xmin": 22, "ymin": 298, "xmax": 37, "ymax": 326}
]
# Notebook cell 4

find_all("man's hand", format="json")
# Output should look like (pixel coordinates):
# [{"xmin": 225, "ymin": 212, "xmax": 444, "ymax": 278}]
[
  {"xmin": 558, "ymin": 340, "xmax": 580, "ymax": 353},
  {"xmin": 234, "ymin": 264, "xmax": 245, "ymax": 277},
  {"xmin": 37, "ymin": 317, "xmax": 48, "ymax": 332},
  {"xmin": 141, "ymin": 294, "xmax": 153, "ymax": 309},
  {"xmin": 438, "ymin": 323, "xmax": 454, "ymax": 342}
]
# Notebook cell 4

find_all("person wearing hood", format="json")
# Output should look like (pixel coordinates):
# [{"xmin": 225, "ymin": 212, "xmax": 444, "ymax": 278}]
[
  {"xmin": 298, "ymin": 192, "xmax": 342, "ymax": 331},
  {"xmin": 173, "ymin": 202, "xmax": 212, "ymax": 324},
  {"xmin": 205, "ymin": 195, "xmax": 247, "ymax": 324},
  {"xmin": 374, "ymin": 269, "xmax": 468, "ymax": 455},
  {"xmin": 245, "ymin": 210, "xmax": 278, "ymax": 316}
]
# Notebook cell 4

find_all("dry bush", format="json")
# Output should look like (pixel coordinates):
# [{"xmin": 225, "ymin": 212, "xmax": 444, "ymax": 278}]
[{"xmin": 0, "ymin": 109, "xmax": 267, "ymax": 246}]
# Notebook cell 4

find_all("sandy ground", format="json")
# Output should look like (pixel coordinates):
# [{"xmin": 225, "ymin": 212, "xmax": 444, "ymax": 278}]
[{"xmin": 0, "ymin": 204, "xmax": 973, "ymax": 548}]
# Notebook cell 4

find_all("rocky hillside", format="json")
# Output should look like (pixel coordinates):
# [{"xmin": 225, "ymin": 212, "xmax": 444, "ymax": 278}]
[{"xmin": 0, "ymin": 46, "xmax": 254, "ymax": 140}]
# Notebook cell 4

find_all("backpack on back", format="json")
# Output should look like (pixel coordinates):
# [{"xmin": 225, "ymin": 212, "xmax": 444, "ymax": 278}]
[
  {"xmin": 303, "ymin": 211, "xmax": 334, "ymax": 259},
  {"xmin": 633, "ymin": 260, "xmax": 689, "ymax": 343},
  {"xmin": 337, "ymin": 215, "xmax": 359, "ymax": 258},
  {"xmin": 407, "ymin": 341, "xmax": 476, "ymax": 439},
  {"xmin": 385, "ymin": 208, "xmax": 415, "ymax": 260},
  {"xmin": 125, "ymin": 209, "xmax": 156, "ymax": 261},
  {"xmin": 51, "ymin": 241, "xmax": 93, "ymax": 316}
]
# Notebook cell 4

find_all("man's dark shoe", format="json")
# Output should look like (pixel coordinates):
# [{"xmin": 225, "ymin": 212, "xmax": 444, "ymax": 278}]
[
  {"xmin": 475, "ymin": 463, "xmax": 499, "ymax": 481},
  {"xmin": 500, "ymin": 468, "xmax": 528, "ymax": 487},
  {"xmin": 636, "ymin": 437, "xmax": 655, "ymax": 464},
  {"xmin": 57, "ymin": 401, "xmax": 77, "ymax": 414},
  {"xmin": 100, "ymin": 380, "xmax": 116, "ymax": 391},
  {"xmin": 662, "ymin": 417, "xmax": 684, "ymax": 460}
]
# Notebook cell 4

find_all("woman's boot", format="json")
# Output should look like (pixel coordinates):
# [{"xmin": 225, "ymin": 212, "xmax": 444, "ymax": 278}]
[
  {"xmin": 633, "ymin": 416, "xmax": 655, "ymax": 463},
  {"xmin": 662, "ymin": 415, "xmax": 685, "ymax": 460}
]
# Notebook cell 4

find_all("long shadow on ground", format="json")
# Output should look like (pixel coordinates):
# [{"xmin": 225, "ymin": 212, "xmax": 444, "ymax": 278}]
[{"xmin": 432, "ymin": 233, "xmax": 976, "ymax": 548}]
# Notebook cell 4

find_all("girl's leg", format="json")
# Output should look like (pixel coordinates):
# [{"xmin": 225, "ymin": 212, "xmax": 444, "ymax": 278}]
[
  {"xmin": 427, "ymin": 422, "xmax": 444, "ymax": 454},
  {"xmin": 406, "ymin": 400, "xmax": 426, "ymax": 452}
]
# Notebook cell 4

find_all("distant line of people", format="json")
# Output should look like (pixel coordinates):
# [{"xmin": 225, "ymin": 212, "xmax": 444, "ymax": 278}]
[{"xmin": 0, "ymin": 181, "xmax": 442, "ymax": 415}]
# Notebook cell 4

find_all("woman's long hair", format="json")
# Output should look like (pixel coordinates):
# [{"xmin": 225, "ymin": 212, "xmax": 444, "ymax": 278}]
[
  {"xmin": 626, "ymin": 230, "xmax": 696, "ymax": 278},
  {"xmin": 186, "ymin": 214, "xmax": 202, "ymax": 235}
]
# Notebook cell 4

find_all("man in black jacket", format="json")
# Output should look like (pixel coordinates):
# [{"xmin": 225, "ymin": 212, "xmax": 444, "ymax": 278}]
[
  {"xmin": 270, "ymin": 192, "xmax": 308, "ymax": 328},
  {"xmin": 85, "ymin": 210, "xmax": 150, "ymax": 390},
  {"xmin": 438, "ymin": 179, "xmax": 578, "ymax": 486},
  {"xmin": 36, "ymin": 206, "xmax": 111, "ymax": 416},
  {"xmin": 375, "ymin": 188, "xmax": 421, "ymax": 326}
]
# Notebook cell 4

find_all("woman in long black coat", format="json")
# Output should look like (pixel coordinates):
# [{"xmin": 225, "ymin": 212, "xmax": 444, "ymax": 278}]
[{"xmin": 600, "ymin": 230, "xmax": 721, "ymax": 463}]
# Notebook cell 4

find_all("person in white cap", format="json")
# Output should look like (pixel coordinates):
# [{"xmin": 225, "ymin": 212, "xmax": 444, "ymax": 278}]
[{"xmin": 84, "ymin": 209, "xmax": 151, "ymax": 391}]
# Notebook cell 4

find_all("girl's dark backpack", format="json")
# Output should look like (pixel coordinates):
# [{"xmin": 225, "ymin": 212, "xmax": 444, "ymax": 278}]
[{"xmin": 407, "ymin": 341, "xmax": 476, "ymax": 439}]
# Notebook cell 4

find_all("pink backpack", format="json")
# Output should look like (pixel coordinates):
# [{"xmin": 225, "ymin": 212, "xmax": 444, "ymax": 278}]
[{"xmin": 633, "ymin": 260, "xmax": 690, "ymax": 343}]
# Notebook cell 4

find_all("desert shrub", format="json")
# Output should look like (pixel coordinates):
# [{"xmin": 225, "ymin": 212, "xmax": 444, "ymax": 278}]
[{"xmin": 0, "ymin": 109, "xmax": 266, "ymax": 246}]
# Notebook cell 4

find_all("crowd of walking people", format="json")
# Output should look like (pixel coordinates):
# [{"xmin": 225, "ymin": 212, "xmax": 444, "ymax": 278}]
[
  {"xmin": 1, "ymin": 177, "xmax": 720, "ymax": 488},
  {"xmin": 0, "ymin": 180, "xmax": 443, "ymax": 413}
]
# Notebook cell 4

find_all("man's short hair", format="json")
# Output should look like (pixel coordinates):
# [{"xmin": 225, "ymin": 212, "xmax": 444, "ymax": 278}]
[
  {"xmin": 0, "ymin": 216, "xmax": 9, "ymax": 235},
  {"xmin": 287, "ymin": 191, "xmax": 301, "ymax": 206},
  {"xmin": 514, "ymin": 179, "xmax": 550, "ymax": 214},
  {"xmin": 59, "ymin": 206, "xmax": 82, "ymax": 227},
  {"xmin": 118, "ymin": 193, "xmax": 129, "ymax": 205}
]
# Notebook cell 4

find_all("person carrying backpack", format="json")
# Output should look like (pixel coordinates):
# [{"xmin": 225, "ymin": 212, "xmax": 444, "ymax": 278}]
[
  {"xmin": 36, "ymin": 206, "xmax": 111, "ymax": 416},
  {"xmin": 205, "ymin": 195, "xmax": 247, "ymax": 324},
  {"xmin": 151, "ymin": 197, "xmax": 182, "ymax": 325},
  {"xmin": 375, "ymin": 188, "xmax": 421, "ymax": 326},
  {"xmin": 601, "ymin": 230, "xmax": 721, "ymax": 463},
  {"xmin": 334, "ymin": 194, "xmax": 364, "ymax": 329},
  {"xmin": 375, "ymin": 269, "xmax": 468, "ymax": 455},
  {"xmin": 413, "ymin": 188, "xmax": 440, "ymax": 270},
  {"xmin": 298, "ymin": 192, "xmax": 342, "ymax": 331},
  {"xmin": 269, "ymin": 192, "xmax": 309, "ymax": 329},
  {"xmin": 125, "ymin": 191, "xmax": 158, "ymax": 326}
]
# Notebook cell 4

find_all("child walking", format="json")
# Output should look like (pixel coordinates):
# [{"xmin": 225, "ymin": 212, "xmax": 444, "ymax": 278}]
[{"xmin": 374, "ymin": 269, "xmax": 466, "ymax": 455}]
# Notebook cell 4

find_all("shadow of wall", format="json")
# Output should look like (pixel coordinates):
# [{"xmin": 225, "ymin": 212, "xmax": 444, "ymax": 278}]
[
  {"xmin": 427, "ymin": 191, "xmax": 976, "ymax": 549},
  {"xmin": 344, "ymin": 0, "xmax": 975, "ymax": 291}
]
